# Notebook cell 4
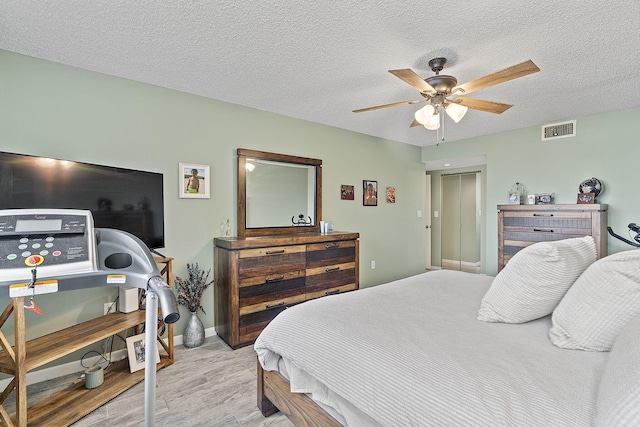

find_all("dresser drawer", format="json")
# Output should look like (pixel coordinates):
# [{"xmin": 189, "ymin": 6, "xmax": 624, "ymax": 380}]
[
  {"xmin": 239, "ymin": 290, "xmax": 306, "ymax": 316},
  {"xmin": 306, "ymin": 283, "xmax": 357, "ymax": 300},
  {"xmin": 238, "ymin": 245, "xmax": 306, "ymax": 279},
  {"xmin": 306, "ymin": 240, "xmax": 356, "ymax": 268},
  {"xmin": 239, "ymin": 270, "xmax": 305, "ymax": 299},
  {"xmin": 306, "ymin": 262, "xmax": 355, "ymax": 287}
]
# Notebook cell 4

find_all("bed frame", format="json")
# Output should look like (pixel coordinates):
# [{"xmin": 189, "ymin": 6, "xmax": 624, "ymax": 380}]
[{"xmin": 257, "ymin": 359, "xmax": 341, "ymax": 426}]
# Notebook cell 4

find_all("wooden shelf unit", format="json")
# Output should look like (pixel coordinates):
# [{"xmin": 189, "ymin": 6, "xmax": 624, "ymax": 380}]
[{"xmin": 0, "ymin": 257, "xmax": 174, "ymax": 427}]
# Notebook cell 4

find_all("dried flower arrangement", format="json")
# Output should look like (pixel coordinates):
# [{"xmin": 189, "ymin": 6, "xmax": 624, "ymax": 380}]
[{"xmin": 175, "ymin": 263, "xmax": 214, "ymax": 314}]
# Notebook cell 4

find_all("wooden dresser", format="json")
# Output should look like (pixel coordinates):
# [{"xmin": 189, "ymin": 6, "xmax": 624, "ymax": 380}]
[
  {"xmin": 214, "ymin": 232, "xmax": 359, "ymax": 349},
  {"xmin": 498, "ymin": 204, "xmax": 608, "ymax": 271}
]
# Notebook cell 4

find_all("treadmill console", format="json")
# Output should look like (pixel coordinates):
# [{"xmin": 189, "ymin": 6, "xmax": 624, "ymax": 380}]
[{"xmin": 0, "ymin": 209, "xmax": 96, "ymax": 282}]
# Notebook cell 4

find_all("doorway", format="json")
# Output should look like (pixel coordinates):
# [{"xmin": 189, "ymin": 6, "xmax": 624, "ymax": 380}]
[{"xmin": 441, "ymin": 172, "xmax": 481, "ymax": 273}]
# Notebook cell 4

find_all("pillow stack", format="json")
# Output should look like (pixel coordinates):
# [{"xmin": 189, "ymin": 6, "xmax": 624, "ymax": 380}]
[
  {"xmin": 549, "ymin": 249, "xmax": 640, "ymax": 351},
  {"xmin": 478, "ymin": 236, "xmax": 597, "ymax": 323}
]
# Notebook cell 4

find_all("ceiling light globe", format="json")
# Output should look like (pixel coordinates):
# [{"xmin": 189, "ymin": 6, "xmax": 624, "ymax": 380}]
[
  {"xmin": 424, "ymin": 114, "xmax": 440, "ymax": 130},
  {"xmin": 445, "ymin": 103, "xmax": 468, "ymax": 123},
  {"xmin": 414, "ymin": 104, "xmax": 435, "ymax": 125}
]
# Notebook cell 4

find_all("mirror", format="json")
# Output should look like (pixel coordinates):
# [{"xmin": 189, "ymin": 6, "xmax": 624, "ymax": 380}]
[{"xmin": 237, "ymin": 149, "xmax": 322, "ymax": 237}]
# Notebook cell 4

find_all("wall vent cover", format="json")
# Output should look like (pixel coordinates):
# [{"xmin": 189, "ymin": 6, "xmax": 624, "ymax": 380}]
[{"xmin": 541, "ymin": 120, "xmax": 576, "ymax": 141}]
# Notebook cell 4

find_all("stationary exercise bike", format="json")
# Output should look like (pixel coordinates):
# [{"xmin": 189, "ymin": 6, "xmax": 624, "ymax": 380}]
[{"xmin": 607, "ymin": 223, "xmax": 640, "ymax": 247}]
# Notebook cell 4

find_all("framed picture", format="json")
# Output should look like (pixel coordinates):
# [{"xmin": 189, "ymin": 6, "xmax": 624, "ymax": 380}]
[
  {"xmin": 126, "ymin": 333, "xmax": 161, "ymax": 373},
  {"xmin": 340, "ymin": 185, "xmax": 354, "ymax": 200},
  {"xmin": 508, "ymin": 192, "xmax": 521, "ymax": 204},
  {"xmin": 577, "ymin": 192, "xmax": 595, "ymax": 204},
  {"xmin": 363, "ymin": 180, "xmax": 378, "ymax": 206},
  {"xmin": 179, "ymin": 163, "xmax": 210, "ymax": 199},
  {"xmin": 386, "ymin": 187, "xmax": 396, "ymax": 203}
]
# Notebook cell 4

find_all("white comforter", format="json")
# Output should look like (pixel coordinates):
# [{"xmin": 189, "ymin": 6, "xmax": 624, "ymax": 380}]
[{"xmin": 255, "ymin": 270, "xmax": 608, "ymax": 427}]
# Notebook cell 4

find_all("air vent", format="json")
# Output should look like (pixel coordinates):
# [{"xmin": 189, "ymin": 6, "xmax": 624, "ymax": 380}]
[{"xmin": 541, "ymin": 120, "xmax": 576, "ymax": 141}]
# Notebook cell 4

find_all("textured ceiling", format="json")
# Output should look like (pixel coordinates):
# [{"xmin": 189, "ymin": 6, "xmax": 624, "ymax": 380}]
[{"xmin": 2, "ymin": 1, "xmax": 640, "ymax": 146}]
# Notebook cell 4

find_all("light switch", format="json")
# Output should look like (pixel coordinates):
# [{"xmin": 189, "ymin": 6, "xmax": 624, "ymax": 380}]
[
  {"xmin": 434, "ymin": 211, "xmax": 439, "ymax": 218},
  {"xmin": 417, "ymin": 210, "xmax": 422, "ymax": 218}
]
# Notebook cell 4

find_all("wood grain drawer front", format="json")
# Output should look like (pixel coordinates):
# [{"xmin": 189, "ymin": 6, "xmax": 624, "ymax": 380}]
[
  {"xmin": 238, "ymin": 247, "xmax": 306, "ymax": 279},
  {"xmin": 239, "ymin": 271, "xmax": 305, "ymax": 299},
  {"xmin": 306, "ymin": 262, "xmax": 356, "ymax": 289},
  {"xmin": 239, "ymin": 291, "xmax": 306, "ymax": 316},
  {"xmin": 239, "ymin": 305, "xmax": 288, "ymax": 341},
  {"xmin": 306, "ymin": 241, "xmax": 356, "ymax": 268},
  {"xmin": 306, "ymin": 283, "xmax": 357, "ymax": 300}
]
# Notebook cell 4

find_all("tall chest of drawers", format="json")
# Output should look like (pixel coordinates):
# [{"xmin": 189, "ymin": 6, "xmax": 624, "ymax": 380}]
[
  {"xmin": 498, "ymin": 204, "xmax": 608, "ymax": 272},
  {"xmin": 214, "ymin": 232, "xmax": 359, "ymax": 349}
]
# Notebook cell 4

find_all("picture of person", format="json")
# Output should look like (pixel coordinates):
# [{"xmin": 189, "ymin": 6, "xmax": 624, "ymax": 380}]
[
  {"xmin": 186, "ymin": 168, "xmax": 200, "ymax": 194},
  {"xmin": 134, "ymin": 339, "xmax": 146, "ymax": 363},
  {"xmin": 363, "ymin": 180, "xmax": 378, "ymax": 206},
  {"xmin": 179, "ymin": 163, "xmax": 210, "ymax": 199}
]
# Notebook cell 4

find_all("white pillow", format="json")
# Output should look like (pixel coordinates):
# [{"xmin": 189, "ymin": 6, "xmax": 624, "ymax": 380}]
[
  {"xmin": 477, "ymin": 236, "xmax": 596, "ymax": 323},
  {"xmin": 596, "ymin": 312, "xmax": 640, "ymax": 426},
  {"xmin": 549, "ymin": 249, "xmax": 640, "ymax": 351}
]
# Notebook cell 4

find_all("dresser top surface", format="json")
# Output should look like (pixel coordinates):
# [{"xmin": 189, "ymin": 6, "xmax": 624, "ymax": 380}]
[
  {"xmin": 214, "ymin": 231, "xmax": 359, "ymax": 250},
  {"xmin": 498, "ymin": 203, "xmax": 607, "ymax": 212}
]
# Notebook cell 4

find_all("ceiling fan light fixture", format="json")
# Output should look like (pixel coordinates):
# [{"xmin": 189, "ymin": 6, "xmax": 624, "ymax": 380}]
[
  {"xmin": 414, "ymin": 104, "xmax": 435, "ymax": 125},
  {"xmin": 424, "ymin": 112, "xmax": 440, "ymax": 130},
  {"xmin": 445, "ymin": 102, "xmax": 468, "ymax": 123}
]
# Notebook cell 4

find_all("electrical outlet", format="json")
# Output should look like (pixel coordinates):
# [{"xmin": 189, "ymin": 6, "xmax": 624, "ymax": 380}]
[
  {"xmin": 104, "ymin": 302, "xmax": 116, "ymax": 315},
  {"xmin": 371, "ymin": 260, "xmax": 376, "ymax": 269}
]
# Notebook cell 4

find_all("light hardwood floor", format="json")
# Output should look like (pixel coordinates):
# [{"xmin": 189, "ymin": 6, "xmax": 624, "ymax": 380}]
[{"xmin": 15, "ymin": 336, "xmax": 294, "ymax": 426}]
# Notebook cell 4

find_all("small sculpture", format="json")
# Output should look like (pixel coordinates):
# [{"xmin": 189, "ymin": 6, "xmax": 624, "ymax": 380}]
[{"xmin": 292, "ymin": 214, "xmax": 312, "ymax": 226}]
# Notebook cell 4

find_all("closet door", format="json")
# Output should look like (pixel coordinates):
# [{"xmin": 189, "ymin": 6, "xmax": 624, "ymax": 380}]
[{"xmin": 441, "ymin": 173, "xmax": 480, "ymax": 272}]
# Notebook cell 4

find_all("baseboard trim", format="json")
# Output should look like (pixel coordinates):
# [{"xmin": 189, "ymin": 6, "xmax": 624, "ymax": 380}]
[
  {"xmin": 441, "ymin": 259, "xmax": 481, "ymax": 274},
  {"xmin": 0, "ymin": 327, "xmax": 218, "ymax": 389}
]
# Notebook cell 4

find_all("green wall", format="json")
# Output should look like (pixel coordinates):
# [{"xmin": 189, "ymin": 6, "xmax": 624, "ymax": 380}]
[
  {"xmin": 0, "ymin": 50, "xmax": 427, "ymax": 366},
  {"xmin": 423, "ymin": 107, "xmax": 640, "ymax": 275}
]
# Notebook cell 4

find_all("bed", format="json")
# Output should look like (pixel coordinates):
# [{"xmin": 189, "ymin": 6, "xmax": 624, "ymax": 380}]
[{"xmin": 255, "ymin": 244, "xmax": 640, "ymax": 426}]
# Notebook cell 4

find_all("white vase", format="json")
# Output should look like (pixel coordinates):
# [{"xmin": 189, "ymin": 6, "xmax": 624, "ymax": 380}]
[{"xmin": 183, "ymin": 311, "xmax": 205, "ymax": 348}]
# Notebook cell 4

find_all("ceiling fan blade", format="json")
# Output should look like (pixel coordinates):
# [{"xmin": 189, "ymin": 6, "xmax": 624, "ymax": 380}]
[
  {"xmin": 452, "ymin": 98, "xmax": 512, "ymax": 114},
  {"xmin": 389, "ymin": 69, "xmax": 436, "ymax": 94},
  {"xmin": 353, "ymin": 99, "xmax": 426, "ymax": 113},
  {"xmin": 410, "ymin": 119, "xmax": 421, "ymax": 127},
  {"xmin": 452, "ymin": 60, "xmax": 540, "ymax": 96}
]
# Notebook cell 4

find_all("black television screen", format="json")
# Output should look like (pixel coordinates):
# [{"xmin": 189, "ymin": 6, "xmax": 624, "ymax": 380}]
[{"xmin": 0, "ymin": 151, "xmax": 165, "ymax": 249}]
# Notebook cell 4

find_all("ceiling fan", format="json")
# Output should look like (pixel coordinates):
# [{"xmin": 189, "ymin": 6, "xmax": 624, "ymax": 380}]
[{"xmin": 353, "ymin": 57, "xmax": 540, "ymax": 132}]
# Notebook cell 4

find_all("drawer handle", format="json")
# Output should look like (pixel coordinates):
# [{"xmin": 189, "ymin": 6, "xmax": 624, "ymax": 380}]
[
  {"xmin": 325, "ymin": 243, "xmax": 340, "ymax": 249},
  {"xmin": 533, "ymin": 213, "xmax": 554, "ymax": 217},
  {"xmin": 266, "ymin": 301, "xmax": 285, "ymax": 309},
  {"xmin": 533, "ymin": 228, "xmax": 554, "ymax": 232},
  {"xmin": 325, "ymin": 267, "xmax": 340, "ymax": 272},
  {"xmin": 265, "ymin": 249, "xmax": 285, "ymax": 255},
  {"xmin": 265, "ymin": 275, "xmax": 285, "ymax": 283},
  {"xmin": 325, "ymin": 289, "xmax": 340, "ymax": 296}
]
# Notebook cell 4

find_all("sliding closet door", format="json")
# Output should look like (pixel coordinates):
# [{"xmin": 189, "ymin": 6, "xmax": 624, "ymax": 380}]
[
  {"xmin": 441, "ymin": 173, "xmax": 481, "ymax": 273},
  {"xmin": 441, "ymin": 175, "xmax": 462, "ymax": 270}
]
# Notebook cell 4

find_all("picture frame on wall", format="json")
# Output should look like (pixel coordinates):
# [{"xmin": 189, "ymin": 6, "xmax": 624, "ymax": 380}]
[
  {"xmin": 341, "ymin": 185, "xmax": 354, "ymax": 200},
  {"xmin": 179, "ymin": 163, "xmax": 210, "ymax": 199},
  {"xmin": 126, "ymin": 333, "xmax": 161, "ymax": 373},
  {"xmin": 363, "ymin": 180, "xmax": 378, "ymax": 206},
  {"xmin": 386, "ymin": 187, "xmax": 396, "ymax": 203}
]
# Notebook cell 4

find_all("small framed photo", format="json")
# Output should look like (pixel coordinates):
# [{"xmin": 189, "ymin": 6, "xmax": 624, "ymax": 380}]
[
  {"xmin": 386, "ymin": 187, "xmax": 396, "ymax": 203},
  {"xmin": 126, "ymin": 333, "xmax": 161, "ymax": 373},
  {"xmin": 536, "ymin": 193, "xmax": 555, "ymax": 205},
  {"xmin": 179, "ymin": 163, "xmax": 210, "ymax": 199},
  {"xmin": 363, "ymin": 180, "xmax": 378, "ymax": 206},
  {"xmin": 340, "ymin": 185, "xmax": 354, "ymax": 200},
  {"xmin": 508, "ymin": 192, "xmax": 521, "ymax": 204},
  {"xmin": 577, "ymin": 192, "xmax": 595, "ymax": 204},
  {"xmin": 526, "ymin": 194, "xmax": 536, "ymax": 205}
]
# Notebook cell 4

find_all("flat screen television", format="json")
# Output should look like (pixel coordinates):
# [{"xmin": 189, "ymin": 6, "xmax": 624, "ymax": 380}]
[{"xmin": 0, "ymin": 151, "xmax": 165, "ymax": 249}]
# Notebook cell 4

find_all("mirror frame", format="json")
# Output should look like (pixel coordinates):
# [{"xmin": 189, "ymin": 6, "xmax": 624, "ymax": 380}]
[{"xmin": 237, "ymin": 148, "xmax": 322, "ymax": 237}]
